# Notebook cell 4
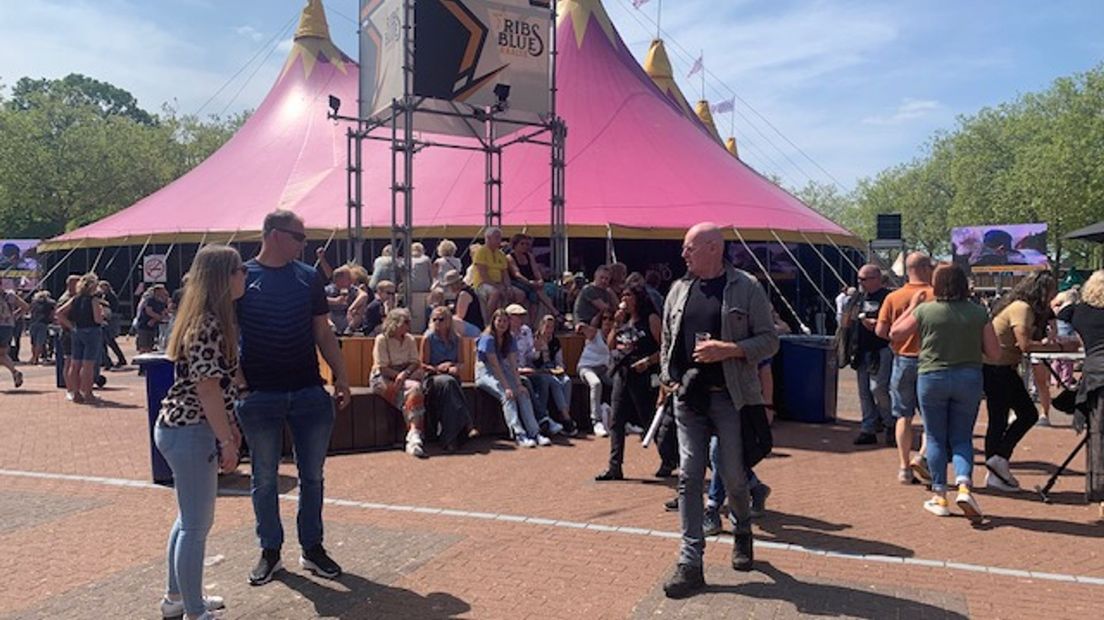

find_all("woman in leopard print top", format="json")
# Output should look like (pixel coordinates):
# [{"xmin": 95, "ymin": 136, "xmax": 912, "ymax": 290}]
[{"xmin": 153, "ymin": 245, "xmax": 246, "ymax": 619}]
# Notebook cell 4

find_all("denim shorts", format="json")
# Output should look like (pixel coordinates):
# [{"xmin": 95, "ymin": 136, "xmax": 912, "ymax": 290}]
[
  {"xmin": 29, "ymin": 323, "xmax": 49, "ymax": 347},
  {"xmin": 890, "ymin": 354, "xmax": 919, "ymax": 419},
  {"xmin": 71, "ymin": 326, "xmax": 103, "ymax": 362}
]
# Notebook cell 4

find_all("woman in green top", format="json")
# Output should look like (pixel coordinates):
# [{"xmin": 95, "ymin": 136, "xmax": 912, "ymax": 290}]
[{"xmin": 892, "ymin": 264, "xmax": 1001, "ymax": 521}]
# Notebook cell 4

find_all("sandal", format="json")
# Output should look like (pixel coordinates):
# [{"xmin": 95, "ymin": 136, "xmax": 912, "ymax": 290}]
[{"xmin": 12, "ymin": 370, "xmax": 23, "ymax": 388}]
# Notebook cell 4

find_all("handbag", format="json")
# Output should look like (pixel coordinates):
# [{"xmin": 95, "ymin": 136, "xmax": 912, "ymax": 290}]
[{"xmin": 742, "ymin": 404, "xmax": 773, "ymax": 468}]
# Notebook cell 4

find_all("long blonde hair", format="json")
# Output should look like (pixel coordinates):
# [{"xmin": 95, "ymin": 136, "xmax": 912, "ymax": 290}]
[{"xmin": 167, "ymin": 245, "xmax": 242, "ymax": 365}]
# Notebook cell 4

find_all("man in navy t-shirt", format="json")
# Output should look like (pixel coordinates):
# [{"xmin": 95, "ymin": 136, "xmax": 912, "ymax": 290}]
[{"xmin": 236, "ymin": 210, "xmax": 351, "ymax": 585}]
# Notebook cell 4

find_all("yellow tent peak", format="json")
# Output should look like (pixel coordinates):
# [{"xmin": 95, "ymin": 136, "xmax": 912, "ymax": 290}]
[
  {"xmin": 644, "ymin": 39, "xmax": 673, "ymax": 81},
  {"xmin": 295, "ymin": 0, "xmax": 332, "ymax": 41},
  {"xmin": 558, "ymin": 0, "xmax": 618, "ymax": 49},
  {"xmin": 695, "ymin": 100, "xmax": 723, "ymax": 144},
  {"xmin": 725, "ymin": 137, "xmax": 739, "ymax": 159}
]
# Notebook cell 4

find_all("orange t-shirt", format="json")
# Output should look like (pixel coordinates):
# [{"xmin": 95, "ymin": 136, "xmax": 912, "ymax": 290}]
[{"xmin": 878, "ymin": 282, "xmax": 935, "ymax": 356}]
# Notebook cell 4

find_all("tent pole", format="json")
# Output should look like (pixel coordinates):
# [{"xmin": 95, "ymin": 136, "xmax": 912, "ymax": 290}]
[
  {"xmin": 38, "ymin": 240, "xmax": 87, "ymax": 288},
  {"xmin": 800, "ymin": 231, "xmax": 848, "ymax": 288},
  {"xmin": 89, "ymin": 246, "xmax": 106, "ymax": 274},
  {"xmin": 825, "ymin": 234, "xmax": 862, "ymax": 273},
  {"xmin": 769, "ymin": 229, "xmax": 833, "ymax": 309},
  {"xmin": 733, "ymin": 227, "xmax": 810, "ymax": 334},
  {"xmin": 119, "ymin": 234, "xmax": 153, "ymax": 303},
  {"xmin": 101, "ymin": 244, "xmax": 125, "ymax": 274}
]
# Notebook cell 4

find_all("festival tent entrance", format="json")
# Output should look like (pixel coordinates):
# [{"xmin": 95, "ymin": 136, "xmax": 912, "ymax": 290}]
[{"xmin": 39, "ymin": 0, "xmax": 862, "ymax": 323}]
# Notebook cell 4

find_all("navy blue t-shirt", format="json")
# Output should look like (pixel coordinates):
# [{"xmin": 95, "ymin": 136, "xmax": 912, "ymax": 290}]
[{"xmin": 237, "ymin": 259, "xmax": 328, "ymax": 392}]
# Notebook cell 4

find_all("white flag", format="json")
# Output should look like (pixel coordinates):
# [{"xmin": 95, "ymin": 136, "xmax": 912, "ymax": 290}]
[
  {"xmin": 712, "ymin": 98, "xmax": 735, "ymax": 114},
  {"xmin": 687, "ymin": 55, "xmax": 704, "ymax": 79},
  {"xmin": 632, "ymin": 0, "xmax": 651, "ymax": 8}
]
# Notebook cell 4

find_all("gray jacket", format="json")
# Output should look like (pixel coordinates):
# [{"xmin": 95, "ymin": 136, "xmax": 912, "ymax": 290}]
[{"xmin": 660, "ymin": 263, "xmax": 780, "ymax": 410}]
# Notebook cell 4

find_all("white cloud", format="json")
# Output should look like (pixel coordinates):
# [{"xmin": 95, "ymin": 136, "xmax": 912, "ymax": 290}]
[
  {"xmin": 235, "ymin": 25, "xmax": 265, "ymax": 42},
  {"xmin": 862, "ymin": 98, "xmax": 942, "ymax": 126}
]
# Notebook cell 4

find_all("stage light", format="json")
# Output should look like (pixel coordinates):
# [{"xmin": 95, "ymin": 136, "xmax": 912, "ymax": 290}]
[
  {"xmin": 328, "ymin": 95, "xmax": 342, "ymax": 116},
  {"xmin": 493, "ymin": 83, "xmax": 511, "ymax": 112}
]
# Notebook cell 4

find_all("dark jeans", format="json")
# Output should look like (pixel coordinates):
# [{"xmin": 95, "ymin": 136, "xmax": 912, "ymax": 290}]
[
  {"xmin": 102, "ymin": 321, "xmax": 126, "ymax": 365},
  {"xmin": 237, "ymin": 386, "xmax": 335, "ymax": 551},
  {"xmin": 608, "ymin": 365, "xmax": 658, "ymax": 468},
  {"xmin": 424, "ymin": 374, "xmax": 473, "ymax": 447},
  {"xmin": 982, "ymin": 364, "xmax": 1038, "ymax": 460}
]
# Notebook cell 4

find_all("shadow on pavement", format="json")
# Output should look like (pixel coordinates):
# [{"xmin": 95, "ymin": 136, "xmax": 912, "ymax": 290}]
[
  {"xmin": 757, "ymin": 510, "xmax": 915, "ymax": 558},
  {"xmin": 217, "ymin": 471, "xmax": 299, "ymax": 496},
  {"xmin": 277, "ymin": 570, "xmax": 470, "ymax": 619},
  {"xmin": 707, "ymin": 562, "xmax": 968, "ymax": 619},
  {"xmin": 973, "ymin": 512, "xmax": 1104, "ymax": 537},
  {"xmin": 770, "ymin": 419, "xmax": 900, "ymax": 455}
]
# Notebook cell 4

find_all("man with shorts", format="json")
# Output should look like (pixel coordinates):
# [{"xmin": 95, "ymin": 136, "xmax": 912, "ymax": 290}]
[{"xmin": 472, "ymin": 227, "xmax": 521, "ymax": 314}]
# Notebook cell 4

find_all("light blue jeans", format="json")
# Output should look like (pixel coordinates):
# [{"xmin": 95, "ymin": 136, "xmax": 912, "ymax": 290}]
[
  {"xmin": 237, "ymin": 386, "xmax": 334, "ymax": 551},
  {"xmin": 890, "ymin": 354, "xmax": 920, "ymax": 419},
  {"xmin": 155, "ymin": 423, "xmax": 218, "ymax": 617},
  {"xmin": 917, "ymin": 366, "xmax": 983, "ymax": 493},
  {"xmin": 475, "ymin": 363, "xmax": 541, "ymax": 439},
  {"xmin": 857, "ymin": 348, "xmax": 893, "ymax": 433}
]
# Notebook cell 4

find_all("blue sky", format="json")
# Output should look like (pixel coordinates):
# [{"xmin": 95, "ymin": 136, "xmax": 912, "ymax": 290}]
[{"xmin": 1, "ymin": 0, "xmax": 1101, "ymax": 191}]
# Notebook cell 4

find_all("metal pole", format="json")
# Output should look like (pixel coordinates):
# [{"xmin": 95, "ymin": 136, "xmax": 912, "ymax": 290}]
[
  {"xmin": 549, "ymin": 0, "xmax": 567, "ymax": 285},
  {"xmin": 733, "ymin": 228, "xmax": 810, "ymax": 334},
  {"xmin": 354, "ymin": 126, "xmax": 365, "ymax": 266},
  {"xmin": 800, "ymin": 231, "xmax": 848, "ymax": 287},
  {"xmin": 769, "ymin": 229, "xmax": 833, "ymax": 308}
]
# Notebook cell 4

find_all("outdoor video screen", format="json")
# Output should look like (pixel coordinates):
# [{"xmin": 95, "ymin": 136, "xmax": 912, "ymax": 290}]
[
  {"xmin": 951, "ymin": 224, "xmax": 1048, "ymax": 271},
  {"xmin": 0, "ymin": 239, "xmax": 40, "ymax": 290}
]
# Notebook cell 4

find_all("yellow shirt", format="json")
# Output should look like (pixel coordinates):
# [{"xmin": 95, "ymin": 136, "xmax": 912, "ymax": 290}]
[
  {"xmin": 472, "ymin": 245, "xmax": 509, "ymax": 287},
  {"xmin": 988, "ymin": 300, "xmax": 1033, "ymax": 366}
]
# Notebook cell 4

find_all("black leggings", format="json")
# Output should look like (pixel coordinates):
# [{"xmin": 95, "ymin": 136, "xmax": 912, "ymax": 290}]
[
  {"xmin": 608, "ymin": 365, "xmax": 658, "ymax": 468},
  {"xmin": 982, "ymin": 364, "xmax": 1038, "ymax": 460}
]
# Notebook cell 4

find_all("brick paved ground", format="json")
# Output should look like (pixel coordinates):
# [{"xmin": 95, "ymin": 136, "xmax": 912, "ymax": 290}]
[{"xmin": 1, "ymin": 339, "xmax": 1102, "ymax": 618}]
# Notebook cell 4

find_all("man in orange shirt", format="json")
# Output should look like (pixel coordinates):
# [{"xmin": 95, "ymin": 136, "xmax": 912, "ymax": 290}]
[{"xmin": 877, "ymin": 252, "xmax": 934, "ymax": 485}]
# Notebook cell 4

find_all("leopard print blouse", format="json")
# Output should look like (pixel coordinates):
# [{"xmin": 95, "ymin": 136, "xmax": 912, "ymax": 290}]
[{"xmin": 157, "ymin": 314, "xmax": 239, "ymax": 428}]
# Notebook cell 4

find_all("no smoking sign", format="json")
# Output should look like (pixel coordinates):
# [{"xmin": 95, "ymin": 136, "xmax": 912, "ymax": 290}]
[{"xmin": 143, "ymin": 254, "xmax": 168, "ymax": 283}]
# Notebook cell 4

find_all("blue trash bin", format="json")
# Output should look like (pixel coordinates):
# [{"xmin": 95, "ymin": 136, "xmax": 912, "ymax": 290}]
[
  {"xmin": 135, "ymin": 353, "xmax": 175, "ymax": 485},
  {"xmin": 776, "ymin": 335, "xmax": 838, "ymax": 423}
]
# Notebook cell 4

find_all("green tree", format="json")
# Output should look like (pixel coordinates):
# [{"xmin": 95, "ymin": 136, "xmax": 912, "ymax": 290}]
[{"xmin": 7, "ymin": 73, "xmax": 156, "ymax": 126}]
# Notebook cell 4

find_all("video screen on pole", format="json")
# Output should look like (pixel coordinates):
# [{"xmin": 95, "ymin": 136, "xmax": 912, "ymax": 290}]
[
  {"xmin": 0, "ymin": 239, "xmax": 41, "ymax": 290},
  {"xmin": 951, "ymin": 223, "xmax": 1049, "ymax": 272},
  {"xmin": 360, "ymin": 0, "xmax": 552, "ymax": 135}
]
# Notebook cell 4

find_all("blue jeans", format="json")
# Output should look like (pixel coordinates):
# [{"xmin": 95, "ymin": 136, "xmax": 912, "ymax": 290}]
[
  {"xmin": 155, "ymin": 423, "xmax": 218, "ymax": 617},
  {"xmin": 706, "ymin": 435, "xmax": 762, "ymax": 510},
  {"xmin": 71, "ymin": 326, "xmax": 103, "ymax": 363},
  {"xmin": 890, "ymin": 354, "xmax": 919, "ymax": 419},
  {"xmin": 475, "ymin": 363, "xmax": 541, "ymax": 439},
  {"xmin": 857, "ymin": 348, "xmax": 893, "ymax": 433},
  {"xmin": 529, "ymin": 372, "xmax": 572, "ymax": 420},
  {"xmin": 237, "ymin": 386, "xmax": 334, "ymax": 551},
  {"xmin": 676, "ymin": 391, "xmax": 750, "ymax": 567},
  {"xmin": 918, "ymin": 367, "xmax": 983, "ymax": 493}
]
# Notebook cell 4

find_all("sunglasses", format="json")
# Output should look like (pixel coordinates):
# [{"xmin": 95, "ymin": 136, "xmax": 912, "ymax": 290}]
[
  {"xmin": 275, "ymin": 227, "xmax": 307, "ymax": 243},
  {"xmin": 431, "ymin": 317, "xmax": 447, "ymax": 323}
]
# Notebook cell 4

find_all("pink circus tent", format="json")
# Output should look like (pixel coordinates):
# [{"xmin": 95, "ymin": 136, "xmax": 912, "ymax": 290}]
[{"xmin": 45, "ymin": 0, "xmax": 859, "ymax": 249}]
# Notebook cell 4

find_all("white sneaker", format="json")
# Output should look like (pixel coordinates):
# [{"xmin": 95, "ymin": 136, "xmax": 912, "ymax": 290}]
[
  {"xmin": 536, "ymin": 434, "xmax": 552, "ymax": 446},
  {"xmin": 625, "ymin": 422, "xmax": 645, "ymax": 435},
  {"xmin": 985, "ymin": 455, "xmax": 1020, "ymax": 488},
  {"xmin": 985, "ymin": 471, "xmax": 1018, "ymax": 492},
  {"xmin": 160, "ymin": 595, "xmax": 225, "ymax": 618},
  {"xmin": 405, "ymin": 430, "xmax": 426, "ymax": 458},
  {"xmin": 516, "ymin": 436, "xmax": 537, "ymax": 448},
  {"xmin": 593, "ymin": 422, "xmax": 609, "ymax": 437},
  {"xmin": 923, "ymin": 497, "xmax": 950, "ymax": 517}
]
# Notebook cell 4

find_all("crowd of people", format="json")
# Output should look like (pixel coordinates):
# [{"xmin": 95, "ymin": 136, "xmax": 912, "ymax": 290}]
[
  {"xmin": 4, "ymin": 212, "xmax": 1103, "ymax": 614},
  {"xmin": 839, "ymin": 254, "xmax": 1100, "ymax": 524}
]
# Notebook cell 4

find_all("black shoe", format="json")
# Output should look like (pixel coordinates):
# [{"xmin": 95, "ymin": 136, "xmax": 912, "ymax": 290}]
[
  {"xmin": 664, "ymin": 496, "xmax": 680, "ymax": 512},
  {"xmin": 732, "ymin": 530, "xmax": 754, "ymax": 571},
  {"xmin": 300, "ymin": 544, "xmax": 342, "ymax": 579},
  {"xmin": 654, "ymin": 462, "xmax": 676, "ymax": 478},
  {"xmin": 873, "ymin": 418, "xmax": 885, "ymax": 433},
  {"xmin": 249, "ymin": 548, "xmax": 283, "ymax": 585},
  {"xmin": 853, "ymin": 432, "xmax": 877, "ymax": 445},
  {"xmin": 663, "ymin": 563, "xmax": 705, "ymax": 599},
  {"xmin": 885, "ymin": 429, "xmax": 896, "ymax": 447},
  {"xmin": 595, "ymin": 467, "xmax": 624, "ymax": 481},
  {"xmin": 703, "ymin": 506, "xmax": 723, "ymax": 537}
]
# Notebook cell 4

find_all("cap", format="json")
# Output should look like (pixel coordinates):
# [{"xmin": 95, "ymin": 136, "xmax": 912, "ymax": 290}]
[{"xmin": 505, "ymin": 303, "xmax": 528, "ymax": 315}]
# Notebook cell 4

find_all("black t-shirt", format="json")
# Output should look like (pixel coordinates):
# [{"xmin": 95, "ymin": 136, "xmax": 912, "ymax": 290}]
[
  {"xmin": 612, "ymin": 314, "xmax": 660, "ymax": 370},
  {"xmin": 1059, "ymin": 303, "xmax": 1104, "ymax": 360},
  {"xmin": 362, "ymin": 299, "xmax": 384, "ymax": 335},
  {"xmin": 674, "ymin": 275, "xmax": 726, "ymax": 388},
  {"xmin": 856, "ymin": 288, "xmax": 890, "ymax": 354},
  {"xmin": 142, "ymin": 297, "xmax": 167, "ymax": 330}
]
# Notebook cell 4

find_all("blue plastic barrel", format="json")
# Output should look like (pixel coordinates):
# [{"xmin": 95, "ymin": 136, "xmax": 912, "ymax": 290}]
[
  {"xmin": 777, "ymin": 335, "xmax": 838, "ymax": 423},
  {"xmin": 134, "ymin": 353, "xmax": 175, "ymax": 485}
]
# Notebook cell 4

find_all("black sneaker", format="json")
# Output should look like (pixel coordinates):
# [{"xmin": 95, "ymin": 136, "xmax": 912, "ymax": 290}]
[
  {"xmin": 749, "ymin": 483, "xmax": 772, "ymax": 518},
  {"xmin": 300, "ymin": 544, "xmax": 342, "ymax": 579},
  {"xmin": 663, "ymin": 563, "xmax": 705, "ymax": 599},
  {"xmin": 732, "ymin": 530, "xmax": 754, "ymax": 571},
  {"xmin": 664, "ymin": 496, "xmax": 679, "ymax": 512},
  {"xmin": 853, "ymin": 432, "xmax": 877, "ymax": 445},
  {"xmin": 654, "ymin": 462, "xmax": 676, "ymax": 478},
  {"xmin": 594, "ymin": 467, "xmax": 624, "ymax": 481},
  {"xmin": 703, "ymin": 506, "xmax": 723, "ymax": 537},
  {"xmin": 249, "ymin": 548, "xmax": 283, "ymax": 586}
]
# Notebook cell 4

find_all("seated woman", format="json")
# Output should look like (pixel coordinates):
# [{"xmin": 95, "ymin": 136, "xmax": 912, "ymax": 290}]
[
  {"xmin": 528, "ymin": 314, "xmax": 578, "ymax": 436},
  {"xmin": 369, "ymin": 308, "xmax": 428, "ymax": 458},
  {"xmin": 476, "ymin": 309, "xmax": 550, "ymax": 448},
  {"xmin": 575, "ymin": 313, "xmax": 614, "ymax": 436},
  {"xmin": 419, "ymin": 306, "xmax": 475, "ymax": 451}
]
